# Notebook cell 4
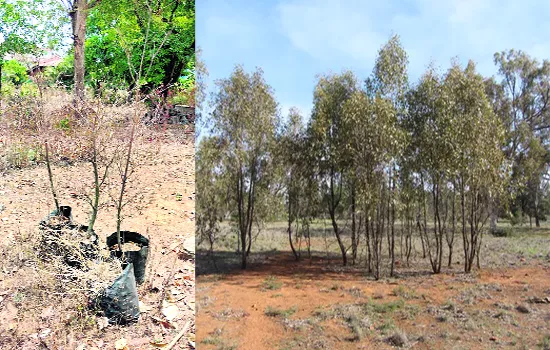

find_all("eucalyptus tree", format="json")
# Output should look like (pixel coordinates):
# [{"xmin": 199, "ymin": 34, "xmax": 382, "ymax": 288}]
[
  {"xmin": 309, "ymin": 71, "xmax": 358, "ymax": 266},
  {"xmin": 196, "ymin": 136, "xmax": 226, "ymax": 253},
  {"xmin": 492, "ymin": 50, "xmax": 550, "ymax": 227},
  {"xmin": 445, "ymin": 61, "xmax": 505, "ymax": 273},
  {"xmin": 208, "ymin": 65, "xmax": 278, "ymax": 269},
  {"xmin": 277, "ymin": 107, "xmax": 308, "ymax": 260},
  {"xmin": 368, "ymin": 34, "xmax": 409, "ymax": 275},
  {"xmin": 404, "ymin": 65, "xmax": 451, "ymax": 274},
  {"xmin": 342, "ymin": 91, "xmax": 403, "ymax": 279}
]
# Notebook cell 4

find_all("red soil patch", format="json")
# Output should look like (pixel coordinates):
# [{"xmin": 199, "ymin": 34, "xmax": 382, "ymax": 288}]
[{"xmin": 197, "ymin": 253, "xmax": 550, "ymax": 349}]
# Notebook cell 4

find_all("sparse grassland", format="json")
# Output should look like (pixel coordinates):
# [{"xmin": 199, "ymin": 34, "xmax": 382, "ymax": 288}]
[{"xmin": 197, "ymin": 221, "xmax": 550, "ymax": 349}]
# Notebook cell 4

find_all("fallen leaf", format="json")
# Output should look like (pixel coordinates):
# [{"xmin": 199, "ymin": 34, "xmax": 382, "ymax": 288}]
[
  {"xmin": 151, "ymin": 316, "xmax": 176, "ymax": 329},
  {"xmin": 149, "ymin": 339, "xmax": 168, "ymax": 348},
  {"xmin": 162, "ymin": 300, "xmax": 180, "ymax": 321},
  {"xmin": 114, "ymin": 338, "xmax": 128, "ymax": 350}
]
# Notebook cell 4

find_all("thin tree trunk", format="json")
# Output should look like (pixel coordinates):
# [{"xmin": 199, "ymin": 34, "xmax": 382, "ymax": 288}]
[
  {"xmin": 329, "ymin": 169, "xmax": 347, "ymax": 266},
  {"xmin": 45, "ymin": 142, "xmax": 60, "ymax": 213},
  {"xmin": 288, "ymin": 194, "xmax": 298, "ymax": 260},
  {"xmin": 115, "ymin": 123, "xmax": 135, "ymax": 251},
  {"xmin": 351, "ymin": 184, "xmax": 357, "ymax": 265},
  {"xmin": 365, "ymin": 208, "xmax": 372, "ymax": 273},
  {"xmin": 71, "ymin": 0, "xmax": 89, "ymax": 103}
]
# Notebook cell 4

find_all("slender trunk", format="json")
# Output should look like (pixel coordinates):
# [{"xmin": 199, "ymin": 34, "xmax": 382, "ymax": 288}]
[
  {"xmin": 45, "ymin": 142, "xmax": 60, "ymax": 213},
  {"xmin": 535, "ymin": 189, "xmax": 540, "ymax": 227},
  {"xmin": 365, "ymin": 207, "xmax": 372, "ymax": 273},
  {"xmin": 386, "ymin": 170, "xmax": 392, "ymax": 259},
  {"xmin": 0, "ymin": 61, "xmax": 3, "ymax": 95},
  {"xmin": 448, "ymin": 189, "xmax": 455, "ymax": 267},
  {"xmin": 429, "ymin": 184, "xmax": 439, "ymax": 273},
  {"xmin": 288, "ymin": 193, "xmax": 298, "ymax": 260},
  {"xmin": 71, "ymin": 0, "xmax": 89, "ymax": 103},
  {"xmin": 115, "ymin": 123, "xmax": 135, "ymax": 251},
  {"xmin": 390, "ymin": 166, "xmax": 396, "ymax": 277},
  {"xmin": 329, "ymin": 168, "xmax": 347, "ymax": 266},
  {"xmin": 460, "ymin": 179, "xmax": 468, "ymax": 273},
  {"xmin": 351, "ymin": 184, "xmax": 357, "ymax": 265},
  {"xmin": 88, "ymin": 148, "xmax": 100, "ymax": 235},
  {"xmin": 489, "ymin": 196, "xmax": 497, "ymax": 232}
]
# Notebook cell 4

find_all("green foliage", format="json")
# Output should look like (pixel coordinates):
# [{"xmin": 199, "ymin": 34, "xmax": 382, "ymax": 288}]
[
  {"xmin": 19, "ymin": 82, "xmax": 39, "ymax": 97},
  {"xmin": 85, "ymin": 0, "xmax": 195, "ymax": 92},
  {"xmin": 200, "ymin": 65, "xmax": 278, "ymax": 268},
  {"xmin": 55, "ymin": 118, "xmax": 71, "ymax": 132},
  {"xmin": 44, "ymin": 53, "xmax": 74, "ymax": 88},
  {"xmin": 1, "ymin": 59, "xmax": 27, "ymax": 85}
]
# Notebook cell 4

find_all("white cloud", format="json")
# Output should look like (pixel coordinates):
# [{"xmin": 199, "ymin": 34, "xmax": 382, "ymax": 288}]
[
  {"xmin": 276, "ymin": 0, "xmax": 550, "ymax": 79},
  {"xmin": 277, "ymin": 0, "xmax": 385, "ymax": 64}
]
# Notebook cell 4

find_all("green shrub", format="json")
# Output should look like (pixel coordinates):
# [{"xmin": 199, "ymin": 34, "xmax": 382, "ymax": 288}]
[
  {"xmin": 2, "ymin": 60, "xmax": 29, "ymax": 86},
  {"xmin": 490, "ymin": 227, "xmax": 513, "ymax": 237}
]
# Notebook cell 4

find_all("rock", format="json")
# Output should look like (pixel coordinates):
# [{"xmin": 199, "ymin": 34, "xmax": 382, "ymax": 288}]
[
  {"xmin": 516, "ymin": 305, "xmax": 530, "ymax": 314},
  {"xmin": 387, "ymin": 332, "xmax": 408, "ymax": 347}
]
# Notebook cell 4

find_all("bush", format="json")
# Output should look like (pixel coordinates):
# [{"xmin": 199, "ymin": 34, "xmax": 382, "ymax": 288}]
[
  {"xmin": 490, "ymin": 227, "xmax": 513, "ymax": 237},
  {"xmin": 19, "ymin": 82, "xmax": 40, "ymax": 97},
  {"xmin": 0, "ymin": 81, "xmax": 16, "ymax": 96},
  {"xmin": 510, "ymin": 211, "xmax": 525, "ymax": 226},
  {"xmin": 2, "ymin": 60, "xmax": 29, "ymax": 86}
]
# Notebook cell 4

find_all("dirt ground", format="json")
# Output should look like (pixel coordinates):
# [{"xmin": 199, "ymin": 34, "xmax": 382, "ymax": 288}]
[
  {"xmin": 0, "ymin": 130, "xmax": 195, "ymax": 349},
  {"xmin": 197, "ymin": 252, "xmax": 550, "ymax": 349}
]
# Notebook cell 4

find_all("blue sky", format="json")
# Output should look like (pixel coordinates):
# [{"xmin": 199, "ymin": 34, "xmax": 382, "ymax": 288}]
[{"xmin": 198, "ymin": 0, "xmax": 550, "ymax": 120}]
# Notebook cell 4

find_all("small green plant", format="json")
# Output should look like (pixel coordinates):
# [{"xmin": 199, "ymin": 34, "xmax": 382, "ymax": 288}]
[
  {"xmin": 262, "ymin": 276, "xmax": 282, "ymax": 291},
  {"xmin": 540, "ymin": 335, "xmax": 550, "ymax": 350},
  {"xmin": 392, "ymin": 285, "xmax": 417, "ymax": 299},
  {"xmin": 368, "ymin": 299, "xmax": 405, "ymax": 314},
  {"xmin": 56, "ymin": 118, "xmax": 71, "ymax": 132},
  {"xmin": 201, "ymin": 336, "xmax": 221, "ymax": 345},
  {"xmin": 265, "ymin": 306, "xmax": 297, "ymax": 318},
  {"xmin": 12, "ymin": 292, "xmax": 24, "ymax": 304}
]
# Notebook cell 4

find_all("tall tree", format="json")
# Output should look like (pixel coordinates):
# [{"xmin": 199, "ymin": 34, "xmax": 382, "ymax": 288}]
[
  {"xmin": 309, "ymin": 71, "xmax": 358, "ymax": 266},
  {"xmin": 492, "ymin": 50, "xmax": 550, "ymax": 227},
  {"xmin": 369, "ymin": 34, "xmax": 409, "ymax": 276},
  {"xmin": 208, "ymin": 65, "xmax": 278, "ymax": 269},
  {"xmin": 0, "ymin": 0, "xmax": 64, "ymax": 93},
  {"xmin": 446, "ymin": 61, "xmax": 505, "ymax": 273},
  {"xmin": 343, "ymin": 90, "xmax": 403, "ymax": 279},
  {"xmin": 59, "ymin": 0, "xmax": 102, "ymax": 101},
  {"xmin": 404, "ymin": 65, "xmax": 451, "ymax": 274},
  {"xmin": 277, "ymin": 108, "xmax": 306, "ymax": 260}
]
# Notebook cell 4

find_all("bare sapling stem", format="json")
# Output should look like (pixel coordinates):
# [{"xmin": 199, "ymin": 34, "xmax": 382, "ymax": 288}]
[
  {"xmin": 116, "ymin": 121, "xmax": 136, "ymax": 252},
  {"xmin": 45, "ymin": 141, "xmax": 60, "ymax": 213}
]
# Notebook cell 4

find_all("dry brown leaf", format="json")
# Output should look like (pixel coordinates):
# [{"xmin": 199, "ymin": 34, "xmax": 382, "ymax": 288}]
[
  {"xmin": 151, "ymin": 316, "xmax": 176, "ymax": 329},
  {"xmin": 149, "ymin": 340, "xmax": 169, "ymax": 348}
]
